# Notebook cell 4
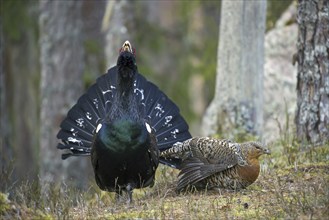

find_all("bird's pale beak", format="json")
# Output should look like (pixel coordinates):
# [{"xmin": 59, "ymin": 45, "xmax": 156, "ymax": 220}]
[
  {"xmin": 263, "ymin": 148, "xmax": 271, "ymax": 155},
  {"xmin": 122, "ymin": 40, "xmax": 133, "ymax": 53}
]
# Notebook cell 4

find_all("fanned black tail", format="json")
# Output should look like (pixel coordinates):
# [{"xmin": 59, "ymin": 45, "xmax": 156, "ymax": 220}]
[{"xmin": 57, "ymin": 67, "xmax": 191, "ymax": 167}]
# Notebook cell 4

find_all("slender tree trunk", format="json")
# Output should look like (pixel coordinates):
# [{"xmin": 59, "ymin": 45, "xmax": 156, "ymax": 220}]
[
  {"xmin": 201, "ymin": 0, "xmax": 266, "ymax": 139},
  {"xmin": 295, "ymin": 0, "xmax": 329, "ymax": 144},
  {"xmin": 39, "ymin": 0, "xmax": 87, "ymax": 189}
]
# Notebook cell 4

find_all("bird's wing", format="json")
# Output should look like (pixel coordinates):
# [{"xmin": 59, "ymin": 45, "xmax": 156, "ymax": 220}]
[
  {"xmin": 187, "ymin": 138, "xmax": 243, "ymax": 166},
  {"xmin": 148, "ymin": 134, "xmax": 160, "ymax": 170},
  {"xmin": 175, "ymin": 138, "xmax": 242, "ymax": 190},
  {"xmin": 57, "ymin": 67, "xmax": 118, "ymax": 159},
  {"xmin": 90, "ymin": 148, "xmax": 106, "ymax": 190},
  {"xmin": 177, "ymin": 156, "xmax": 235, "ymax": 191}
]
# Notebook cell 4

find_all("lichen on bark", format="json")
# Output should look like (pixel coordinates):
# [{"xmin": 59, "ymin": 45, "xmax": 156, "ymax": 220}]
[{"xmin": 295, "ymin": 0, "xmax": 329, "ymax": 144}]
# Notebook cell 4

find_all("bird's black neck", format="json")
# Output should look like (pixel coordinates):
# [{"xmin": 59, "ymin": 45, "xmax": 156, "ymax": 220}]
[
  {"xmin": 117, "ymin": 51, "xmax": 137, "ymax": 101},
  {"xmin": 118, "ymin": 78, "xmax": 136, "ymax": 112},
  {"xmin": 108, "ymin": 50, "xmax": 141, "ymax": 122},
  {"xmin": 108, "ymin": 69, "xmax": 140, "ymax": 122},
  {"xmin": 118, "ymin": 76, "xmax": 134, "ymax": 100}
]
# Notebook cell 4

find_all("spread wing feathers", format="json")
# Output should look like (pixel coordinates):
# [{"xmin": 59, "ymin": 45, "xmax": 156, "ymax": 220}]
[
  {"xmin": 57, "ymin": 66, "xmax": 191, "ymax": 160},
  {"xmin": 177, "ymin": 157, "xmax": 234, "ymax": 191}
]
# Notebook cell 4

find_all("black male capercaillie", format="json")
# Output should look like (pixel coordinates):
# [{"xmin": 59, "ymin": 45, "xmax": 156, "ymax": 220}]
[{"xmin": 57, "ymin": 41, "xmax": 191, "ymax": 203}]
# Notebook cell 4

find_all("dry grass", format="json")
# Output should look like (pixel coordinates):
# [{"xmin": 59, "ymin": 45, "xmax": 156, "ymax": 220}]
[{"xmin": 1, "ymin": 142, "xmax": 329, "ymax": 219}]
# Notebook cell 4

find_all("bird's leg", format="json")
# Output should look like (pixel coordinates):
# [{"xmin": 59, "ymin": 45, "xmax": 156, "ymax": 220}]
[
  {"xmin": 126, "ymin": 184, "xmax": 133, "ymax": 204},
  {"xmin": 115, "ymin": 187, "xmax": 124, "ymax": 203}
]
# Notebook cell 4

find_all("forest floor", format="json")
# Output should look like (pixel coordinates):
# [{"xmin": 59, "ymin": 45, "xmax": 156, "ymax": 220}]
[{"xmin": 1, "ymin": 141, "xmax": 328, "ymax": 219}]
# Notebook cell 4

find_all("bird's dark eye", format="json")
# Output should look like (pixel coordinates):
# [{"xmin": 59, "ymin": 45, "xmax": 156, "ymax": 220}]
[{"xmin": 254, "ymin": 144, "xmax": 262, "ymax": 150}]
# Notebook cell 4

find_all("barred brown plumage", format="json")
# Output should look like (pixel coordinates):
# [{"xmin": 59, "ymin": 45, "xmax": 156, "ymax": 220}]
[{"xmin": 161, "ymin": 137, "xmax": 271, "ymax": 191}]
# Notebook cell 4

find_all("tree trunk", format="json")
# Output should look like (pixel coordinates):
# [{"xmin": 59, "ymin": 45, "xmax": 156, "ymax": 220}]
[
  {"xmin": 201, "ymin": 0, "xmax": 266, "ymax": 139},
  {"xmin": 295, "ymin": 0, "xmax": 329, "ymax": 144},
  {"xmin": 1, "ymin": 2, "xmax": 40, "ymax": 189},
  {"xmin": 39, "ymin": 0, "xmax": 87, "ymax": 189}
]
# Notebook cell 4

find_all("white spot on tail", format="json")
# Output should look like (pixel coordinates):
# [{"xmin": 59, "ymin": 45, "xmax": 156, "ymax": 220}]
[
  {"xmin": 171, "ymin": 129, "xmax": 179, "ymax": 139},
  {"xmin": 96, "ymin": 123, "xmax": 102, "ymax": 133},
  {"xmin": 93, "ymin": 98, "xmax": 99, "ymax": 109},
  {"xmin": 164, "ymin": 116, "xmax": 173, "ymax": 127},
  {"xmin": 102, "ymin": 89, "xmax": 112, "ymax": 95},
  {"xmin": 86, "ymin": 112, "xmax": 92, "ymax": 120},
  {"xmin": 76, "ymin": 118, "xmax": 85, "ymax": 128},
  {"xmin": 134, "ymin": 88, "xmax": 145, "ymax": 100},
  {"xmin": 155, "ymin": 103, "xmax": 165, "ymax": 117},
  {"xmin": 68, "ymin": 137, "xmax": 82, "ymax": 145},
  {"xmin": 70, "ymin": 128, "xmax": 78, "ymax": 137}
]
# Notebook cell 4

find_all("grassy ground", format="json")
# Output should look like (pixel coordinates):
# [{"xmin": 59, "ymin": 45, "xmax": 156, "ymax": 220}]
[{"xmin": 1, "ymin": 142, "xmax": 328, "ymax": 219}]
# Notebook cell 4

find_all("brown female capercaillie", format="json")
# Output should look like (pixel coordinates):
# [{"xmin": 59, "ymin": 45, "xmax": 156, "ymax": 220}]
[{"xmin": 161, "ymin": 137, "xmax": 271, "ymax": 191}]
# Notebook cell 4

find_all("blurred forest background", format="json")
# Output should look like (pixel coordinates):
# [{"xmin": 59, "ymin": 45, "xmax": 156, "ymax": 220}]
[{"xmin": 1, "ymin": 0, "xmax": 296, "ymax": 190}]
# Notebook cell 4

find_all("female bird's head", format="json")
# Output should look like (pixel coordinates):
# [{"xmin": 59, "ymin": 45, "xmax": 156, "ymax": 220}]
[
  {"xmin": 117, "ymin": 41, "xmax": 137, "ymax": 81},
  {"xmin": 244, "ymin": 142, "xmax": 271, "ymax": 159}
]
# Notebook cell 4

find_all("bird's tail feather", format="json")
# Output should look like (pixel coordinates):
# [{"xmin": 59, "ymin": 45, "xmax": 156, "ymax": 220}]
[
  {"xmin": 135, "ymin": 74, "xmax": 192, "ymax": 152},
  {"xmin": 57, "ymin": 68, "xmax": 118, "ymax": 158},
  {"xmin": 57, "ymin": 67, "xmax": 191, "ymax": 167}
]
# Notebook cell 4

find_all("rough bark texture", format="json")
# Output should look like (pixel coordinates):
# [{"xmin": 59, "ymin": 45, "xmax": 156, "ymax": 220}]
[
  {"xmin": 295, "ymin": 0, "xmax": 329, "ymax": 144},
  {"xmin": 201, "ymin": 1, "xmax": 266, "ymax": 139},
  {"xmin": 39, "ymin": 1, "xmax": 87, "ymax": 189}
]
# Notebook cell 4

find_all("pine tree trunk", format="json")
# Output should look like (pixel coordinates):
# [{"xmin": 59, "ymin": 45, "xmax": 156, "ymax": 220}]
[
  {"xmin": 39, "ymin": 0, "xmax": 87, "ymax": 189},
  {"xmin": 295, "ymin": 0, "xmax": 329, "ymax": 144},
  {"xmin": 201, "ymin": 0, "xmax": 266, "ymax": 139},
  {"xmin": 1, "ymin": 3, "xmax": 40, "ymax": 188}
]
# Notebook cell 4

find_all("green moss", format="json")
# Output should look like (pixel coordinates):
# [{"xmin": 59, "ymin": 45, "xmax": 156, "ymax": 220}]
[
  {"xmin": 0, "ymin": 192, "xmax": 54, "ymax": 219},
  {"xmin": 0, "ymin": 193, "xmax": 10, "ymax": 214}
]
